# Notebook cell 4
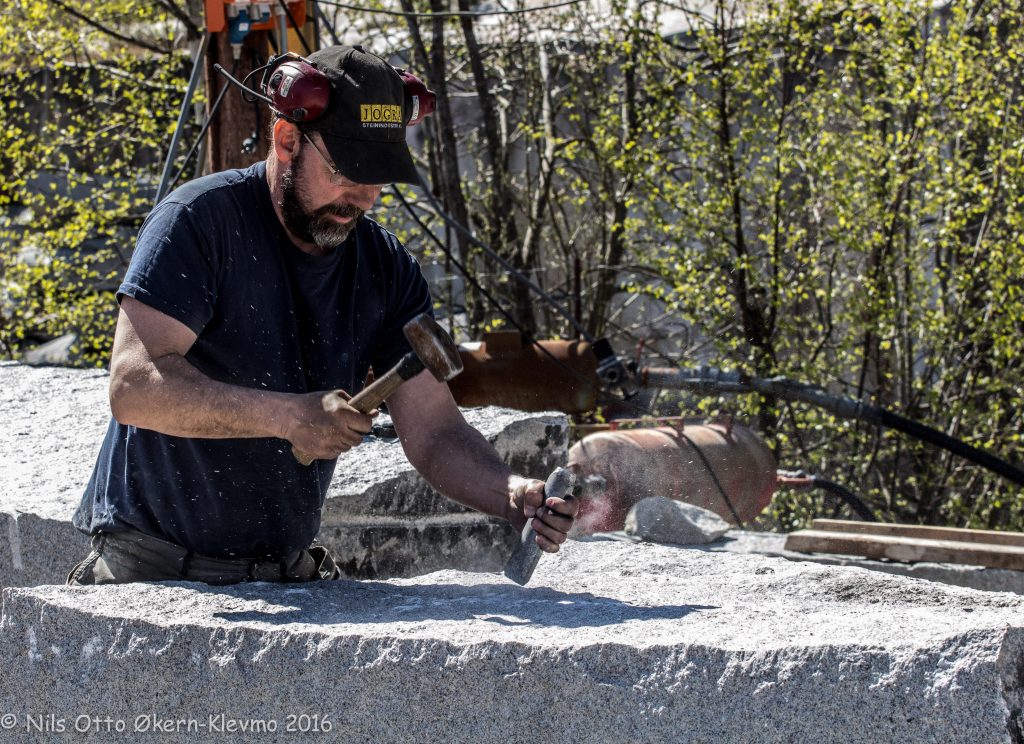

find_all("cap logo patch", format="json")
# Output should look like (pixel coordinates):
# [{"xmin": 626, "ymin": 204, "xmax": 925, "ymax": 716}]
[{"xmin": 361, "ymin": 104, "xmax": 403, "ymax": 128}]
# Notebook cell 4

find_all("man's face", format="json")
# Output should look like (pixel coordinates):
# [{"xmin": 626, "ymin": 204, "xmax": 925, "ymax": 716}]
[{"xmin": 279, "ymin": 135, "xmax": 383, "ymax": 251}]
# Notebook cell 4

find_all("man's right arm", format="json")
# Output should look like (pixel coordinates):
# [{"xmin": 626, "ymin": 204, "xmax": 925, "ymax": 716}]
[{"xmin": 109, "ymin": 296, "xmax": 373, "ymax": 459}]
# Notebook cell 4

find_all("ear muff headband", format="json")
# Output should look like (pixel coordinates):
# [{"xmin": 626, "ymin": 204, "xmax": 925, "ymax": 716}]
[
  {"xmin": 262, "ymin": 54, "xmax": 331, "ymax": 122},
  {"xmin": 258, "ymin": 52, "xmax": 435, "ymax": 126}
]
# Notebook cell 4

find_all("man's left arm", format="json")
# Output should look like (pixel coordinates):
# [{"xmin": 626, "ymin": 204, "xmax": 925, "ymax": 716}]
[{"xmin": 387, "ymin": 370, "xmax": 578, "ymax": 552}]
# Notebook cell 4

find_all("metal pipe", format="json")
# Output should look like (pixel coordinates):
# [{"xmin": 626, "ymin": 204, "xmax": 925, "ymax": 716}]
[
  {"xmin": 776, "ymin": 470, "xmax": 878, "ymax": 522},
  {"xmin": 277, "ymin": 7, "xmax": 288, "ymax": 52},
  {"xmin": 155, "ymin": 33, "xmax": 210, "ymax": 206}
]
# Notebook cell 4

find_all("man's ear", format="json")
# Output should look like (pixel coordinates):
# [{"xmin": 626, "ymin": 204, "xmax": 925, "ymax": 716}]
[{"xmin": 272, "ymin": 119, "xmax": 301, "ymax": 165}]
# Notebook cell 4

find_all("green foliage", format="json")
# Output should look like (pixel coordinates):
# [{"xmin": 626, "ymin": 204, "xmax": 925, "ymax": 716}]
[
  {"xmin": 0, "ymin": 0, "xmax": 189, "ymax": 366},
  {"xmin": 617, "ymin": 0, "xmax": 1024, "ymax": 529},
  {"xmin": 390, "ymin": 0, "xmax": 1024, "ymax": 530},
  {"xmin": 3, "ymin": 0, "xmax": 1022, "ymax": 530}
]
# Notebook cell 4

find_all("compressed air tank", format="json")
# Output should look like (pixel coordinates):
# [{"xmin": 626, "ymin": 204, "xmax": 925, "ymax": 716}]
[
  {"xmin": 568, "ymin": 421, "xmax": 777, "ymax": 535},
  {"xmin": 448, "ymin": 331, "xmax": 601, "ymax": 414}
]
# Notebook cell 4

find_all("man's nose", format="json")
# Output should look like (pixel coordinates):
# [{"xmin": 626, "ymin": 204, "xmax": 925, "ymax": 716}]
[{"xmin": 339, "ymin": 185, "xmax": 380, "ymax": 212}]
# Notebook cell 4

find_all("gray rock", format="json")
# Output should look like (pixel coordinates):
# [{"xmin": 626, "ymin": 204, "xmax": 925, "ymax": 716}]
[
  {"xmin": 321, "ymin": 407, "xmax": 567, "ymax": 578},
  {"xmin": 0, "ymin": 363, "xmax": 107, "ymax": 589},
  {"xmin": 0, "ymin": 362, "xmax": 567, "ymax": 587},
  {"xmin": 1, "ymin": 541, "xmax": 1022, "ymax": 743},
  {"xmin": 20, "ymin": 333, "xmax": 80, "ymax": 367},
  {"xmin": 708, "ymin": 529, "xmax": 1024, "ymax": 595},
  {"xmin": 624, "ymin": 495, "xmax": 731, "ymax": 545}
]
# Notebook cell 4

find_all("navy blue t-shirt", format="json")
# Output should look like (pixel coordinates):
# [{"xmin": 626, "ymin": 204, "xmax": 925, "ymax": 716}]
[{"xmin": 73, "ymin": 161, "xmax": 432, "ymax": 560}]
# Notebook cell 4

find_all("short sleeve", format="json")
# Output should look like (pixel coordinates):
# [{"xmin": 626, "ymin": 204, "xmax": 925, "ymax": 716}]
[
  {"xmin": 369, "ymin": 240, "xmax": 433, "ymax": 372},
  {"xmin": 118, "ymin": 201, "xmax": 219, "ymax": 335}
]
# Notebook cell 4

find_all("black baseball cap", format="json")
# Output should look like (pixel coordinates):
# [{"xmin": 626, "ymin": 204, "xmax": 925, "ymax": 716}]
[{"xmin": 303, "ymin": 45, "xmax": 420, "ymax": 185}]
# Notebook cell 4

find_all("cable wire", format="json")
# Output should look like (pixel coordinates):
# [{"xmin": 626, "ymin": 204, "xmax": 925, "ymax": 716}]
[
  {"xmin": 316, "ymin": 0, "xmax": 589, "ymax": 19},
  {"xmin": 776, "ymin": 470, "xmax": 878, "ymax": 522},
  {"xmin": 410, "ymin": 174, "xmax": 595, "ymax": 342},
  {"xmin": 650, "ymin": 367, "xmax": 1024, "ymax": 490},
  {"xmin": 676, "ymin": 428, "xmax": 744, "ymax": 527},
  {"xmin": 167, "ymin": 61, "xmax": 237, "ymax": 190},
  {"xmin": 812, "ymin": 476, "xmax": 878, "ymax": 522},
  {"xmin": 277, "ymin": 0, "xmax": 314, "ymax": 55}
]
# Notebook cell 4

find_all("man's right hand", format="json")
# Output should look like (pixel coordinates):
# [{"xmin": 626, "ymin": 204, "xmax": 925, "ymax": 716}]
[{"xmin": 282, "ymin": 390, "xmax": 376, "ymax": 461}]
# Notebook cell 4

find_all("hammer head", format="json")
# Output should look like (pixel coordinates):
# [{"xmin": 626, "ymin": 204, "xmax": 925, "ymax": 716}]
[{"xmin": 402, "ymin": 313, "xmax": 463, "ymax": 382}]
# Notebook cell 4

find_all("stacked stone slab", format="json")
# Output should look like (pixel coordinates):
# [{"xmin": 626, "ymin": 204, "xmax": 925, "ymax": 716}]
[
  {"xmin": 0, "ymin": 363, "xmax": 108, "ymax": 589},
  {"xmin": 320, "ymin": 408, "xmax": 567, "ymax": 578},
  {"xmin": 1, "ymin": 541, "xmax": 1021, "ymax": 743},
  {"xmin": 0, "ymin": 362, "xmax": 567, "ymax": 587}
]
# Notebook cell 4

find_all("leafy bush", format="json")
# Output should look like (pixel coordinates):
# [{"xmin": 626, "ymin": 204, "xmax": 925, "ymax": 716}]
[{"xmin": 3, "ymin": 0, "xmax": 1021, "ymax": 528}]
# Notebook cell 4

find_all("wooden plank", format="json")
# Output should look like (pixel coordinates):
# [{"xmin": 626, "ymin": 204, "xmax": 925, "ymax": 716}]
[
  {"xmin": 810, "ymin": 519, "xmax": 1024, "ymax": 548},
  {"xmin": 784, "ymin": 530, "xmax": 1024, "ymax": 571}
]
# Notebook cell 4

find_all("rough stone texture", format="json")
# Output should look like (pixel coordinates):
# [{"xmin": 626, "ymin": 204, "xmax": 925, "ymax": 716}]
[
  {"xmin": 21, "ymin": 333, "xmax": 79, "ymax": 367},
  {"xmin": 591, "ymin": 530, "xmax": 1024, "ymax": 595},
  {"xmin": 0, "ymin": 363, "xmax": 108, "ymax": 589},
  {"xmin": 708, "ymin": 530, "xmax": 1024, "ymax": 596},
  {"xmin": 624, "ymin": 496, "xmax": 731, "ymax": 545},
  {"xmin": 321, "ymin": 408, "xmax": 567, "ymax": 578},
  {"xmin": 1, "ymin": 540, "xmax": 1022, "ymax": 743},
  {"xmin": 0, "ymin": 362, "xmax": 567, "ymax": 587}
]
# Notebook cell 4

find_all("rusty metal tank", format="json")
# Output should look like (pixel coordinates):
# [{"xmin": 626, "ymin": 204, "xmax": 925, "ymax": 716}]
[
  {"xmin": 448, "ymin": 331, "xmax": 601, "ymax": 413},
  {"xmin": 568, "ymin": 420, "xmax": 777, "ymax": 534}
]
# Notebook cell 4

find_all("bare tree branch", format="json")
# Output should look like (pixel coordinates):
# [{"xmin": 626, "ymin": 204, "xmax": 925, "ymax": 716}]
[{"xmin": 46, "ymin": 0, "xmax": 171, "ymax": 54}]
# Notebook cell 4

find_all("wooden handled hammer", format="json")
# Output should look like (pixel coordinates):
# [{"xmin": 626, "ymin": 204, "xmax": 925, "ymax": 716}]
[{"xmin": 293, "ymin": 313, "xmax": 463, "ymax": 465}]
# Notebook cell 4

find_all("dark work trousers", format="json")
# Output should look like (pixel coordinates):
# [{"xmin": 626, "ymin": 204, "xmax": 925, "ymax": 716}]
[{"xmin": 67, "ymin": 529, "xmax": 343, "ymax": 586}]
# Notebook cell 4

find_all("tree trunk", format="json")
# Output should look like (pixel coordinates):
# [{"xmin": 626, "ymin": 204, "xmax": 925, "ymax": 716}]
[
  {"xmin": 458, "ymin": 3, "xmax": 536, "ymax": 335},
  {"xmin": 204, "ymin": 31, "xmax": 271, "ymax": 174}
]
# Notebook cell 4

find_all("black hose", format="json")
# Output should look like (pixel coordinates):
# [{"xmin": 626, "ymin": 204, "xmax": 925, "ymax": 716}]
[
  {"xmin": 809, "ymin": 476, "xmax": 879, "ymax": 522},
  {"xmin": 763, "ymin": 376, "xmax": 1024, "ymax": 487},
  {"xmin": 776, "ymin": 470, "xmax": 878, "ymax": 522},
  {"xmin": 877, "ymin": 408, "xmax": 1024, "ymax": 487},
  {"xmin": 649, "ymin": 368, "xmax": 1024, "ymax": 490}
]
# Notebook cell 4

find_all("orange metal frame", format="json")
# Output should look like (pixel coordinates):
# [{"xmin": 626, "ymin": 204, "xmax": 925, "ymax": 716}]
[{"xmin": 204, "ymin": 0, "xmax": 307, "ymax": 34}]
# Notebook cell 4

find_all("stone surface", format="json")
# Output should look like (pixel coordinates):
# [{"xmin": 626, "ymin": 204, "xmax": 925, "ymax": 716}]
[
  {"xmin": 591, "ymin": 530, "xmax": 1024, "ymax": 595},
  {"xmin": 624, "ymin": 496, "xmax": 732, "ymax": 545},
  {"xmin": 320, "ymin": 408, "xmax": 567, "ymax": 578},
  {"xmin": 21, "ymin": 333, "xmax": 79, "ymax": 367},
  {"xmin": 1, "ymin": 540, "xmax": 1022, "ymax": 743},
  {"xmin": 0, "ymin": 362, "xmax": 567, "ymax": 587},
  {"xmin": 0, "ymin": 363, "xmax": 108, "ymax": 589},
  {"xmin": 709, "ymin": 530, "xmax": 1024, "ymax": 595}
]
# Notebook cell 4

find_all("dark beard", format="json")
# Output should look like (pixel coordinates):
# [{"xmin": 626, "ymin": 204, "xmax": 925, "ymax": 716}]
[{"xmin": 280, "ymin": 147, "xmax": 364, "ymax": 250}]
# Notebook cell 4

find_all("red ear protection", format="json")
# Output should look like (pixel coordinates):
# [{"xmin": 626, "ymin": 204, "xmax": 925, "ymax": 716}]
[
  {"xmin": 258, "ymin": 52, "xmax": 436, "ymax": 126},
  {"xmin": 263, "ymin": 56, "xmax": 331, "ymax": 122},
  {"xmin": 397, "ymin": 69, "xmax": 435, "ymax": 126}
]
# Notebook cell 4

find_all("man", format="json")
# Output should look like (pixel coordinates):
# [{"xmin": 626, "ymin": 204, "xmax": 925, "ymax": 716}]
[{"xmin": 69, "ymin": 45, "xmax": 577, "ymax": 585}]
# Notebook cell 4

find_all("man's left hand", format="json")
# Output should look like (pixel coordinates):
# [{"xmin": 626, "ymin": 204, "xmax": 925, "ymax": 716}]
[{"xmin": 509, "ymin": 476, "xmax": 580, "ymax": 553}]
